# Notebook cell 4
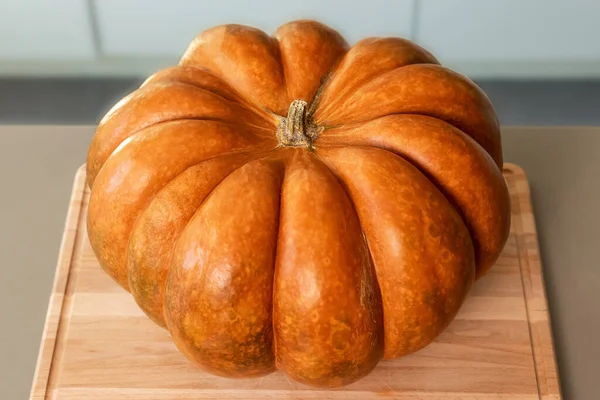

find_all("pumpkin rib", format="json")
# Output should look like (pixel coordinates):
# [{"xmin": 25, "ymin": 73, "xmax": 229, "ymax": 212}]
[
  {"xmin": 273, "ymin": 149, "xmax": 384, "ymax": 387},
  {"xmin": 137, "ymin": 147, "xmax": 284, "ymax": 327},
  {"xmin": 105, "ymin": 116, "xmax": 276, "ymax": 155},
  {"xmin": 307, "ymin": 146, "xmax": 387, "ymax": 303},
  {"xmin": 274, "ymin": 20, "xmax": 349, "ymax": 104},
  {"xmin": 173, "ymin": 61, "xmax": 288, "ymax": 123},
  {"xmin": 125, "ymin": 143, "xmax": 273, "ymax": 262},
  {"xmin": 88, "ymin": 116, "xmax": 275, "ymax": 188},
  {"xmin": 143, "ymin": 71, "xmax": 282, "ymax": 126},
  {"xmin": 142, "ymin": 64, "xmax": 288, "ymax": 127},
  {"xmin": 314, "ymin": 64, "xmax": 502, "ymax": 167},
  {"xmin": 315, "ymin": 37, "xmax": 439, "ymax": 116},
  {"xmin": 129, "ymin": 81, "xmax": 278, "ymax": 131},
  {"xmin": 317, "ymin": 114, "xmax": 510, "ymax": 277},
  {"xmin": 165, "ymin": 157, "xmax": 285, "ymax": 378},
  {"xmin": 89, "ymin": 122, "xmax": 265, "ymax": 192},
  {"xmin": 125, "ymin": 148, "xmax": 266, "ymax": 288},
  {"xmin": 317, "ymin": 145, "xmax": 475, "ymax": 359},
  {"xmin": 180, "ymin": 24, "xmax": 289, "ymax": 115},
  {"xmin": 142, "ymin": 66, "xmax": 245, "ymax": 102},
  {"xmin": 127, "ymin": 142, "xmax": 282, "ymax": 293},
  {"xmin": 310, "ymin": 144, "xmax": 393, "ymax": 338},
  {"xmin": 127, "ymin": 152, "xmax": 258, "ymax": 327},
  {"xmin": 351, "ymin": 142, "xmax": 481, "ymax": 276},
  {"xmin": 87, "ymin": 83, "xmax": 276, "ymax": 185},
  {"xmin": 87, "ymin": 120, "xmax": 272, "ymax": 288}
]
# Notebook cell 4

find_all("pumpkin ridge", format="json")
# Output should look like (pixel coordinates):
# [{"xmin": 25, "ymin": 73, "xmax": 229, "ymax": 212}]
[
  {"xmin": 314, "ymin": 37, "xmax": 439, "ymax": 119},
  {"xmin": 272, "ymin": 150, "xmax": 383, "ymax": 386},
  {"xmin": 126, "ymin": 143, "xmax": 272, "ymax": 245},
  {"xmin": 143, "ymin": 66, "xmax": 245, "ymax": 101},
  {"xmin": 269, "ymin": 157, "xmax": 286, "ymax": 367},
  {"xmin": 87, "ymin": 82, "xmax": 277, "ymax": 186},
  {"xmin": 140, "ymin": 81, "xmax": 278, "ymax": 129},
  {"xmin": 309, "ymin": 147, "xmax": 386, "ymax": 342},
  {"xmin": 273, "ymin": 20, "xmax": 349, "ymax": 108},
  {"xmin": 127, "ymin": 151, "xmax": 260, "ymax": 326},
  {"xmin": 317, "ymin": 145, "xmax": 475, "ymax": 358},
  {"xmin": 144, "ymin": 73, "xmax": 281, "ymax": 127},
  {"xmin": 311, "ymin": 145, "xmax": 389, "ymax": 334},
  {"xmin": 317, "ymin": 114, "xmax": 510, "ymax": 276},
  {"xmin": 88, "ymin": 120, "xmax": 273, "ymax": 287},
  {"xmin": 320, "ymin": 143, "xmax": 478, "ymax": 272},
  {"xmin": 110, "ymin": 149, "xmax": 257, "ymax": 289},
  {"xmin": 91, "ymin": 118, "xmax": 275, "ymax": 188},
  {"xmin": 318, "ymin": 62, "xmax": 438, "ymax": 117},
  {"xmin": 122, "ymin": 116, "xmax": 275, "ymax": 141},
  {"xmin": 142, "ymin": 72, "xmax": 239, "ymax": 102},
  {"xmin": 180, "ymin": 24, "xmax": 288, "ymax": 115},
  {"xmin": 165, "ymin": 157, "xmax": 284, "ymax": 377},
  {"xmin": 367, "ymin": 145, "xmax": 475, "ymax": 264},
  {"xmin": 314, "ymin": 64, "xmax": 501, "ymax": 167}
]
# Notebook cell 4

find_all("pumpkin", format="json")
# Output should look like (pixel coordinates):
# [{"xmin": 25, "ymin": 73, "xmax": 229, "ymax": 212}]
[{"xmin": 86, "ymin": 20, "xmax": 510, "ymax": 388}]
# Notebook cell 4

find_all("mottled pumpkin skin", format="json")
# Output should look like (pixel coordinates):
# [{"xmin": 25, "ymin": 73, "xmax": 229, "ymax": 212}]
[{"xmin": 86, "ymin": 20, "xmax": 510, "ymax": 388}]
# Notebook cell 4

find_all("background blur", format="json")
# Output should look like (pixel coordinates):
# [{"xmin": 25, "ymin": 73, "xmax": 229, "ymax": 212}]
[{"xmin": 1, "ymin": 0, "xmax": 600, "ymax": 125}]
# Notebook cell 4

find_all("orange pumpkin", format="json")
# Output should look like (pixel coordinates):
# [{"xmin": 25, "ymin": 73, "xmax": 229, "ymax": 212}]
[{"xmin": 86, "ymin": 20, "xmax": 510, "ymax": 387}]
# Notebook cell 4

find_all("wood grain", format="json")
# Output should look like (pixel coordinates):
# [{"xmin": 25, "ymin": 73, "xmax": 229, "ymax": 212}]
[{"xmin": 29, "ymin": 163, "xmax": 562, "ymax": 400}]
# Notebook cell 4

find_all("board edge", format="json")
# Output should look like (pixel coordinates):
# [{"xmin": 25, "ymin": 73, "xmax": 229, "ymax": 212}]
[
  {"xmin": 504, "ymin": 162, "xmax": 563, "ymax": 400},
  {"xmin": 29, "ymin": 164, "xmax": 88, "ymax": 400}
]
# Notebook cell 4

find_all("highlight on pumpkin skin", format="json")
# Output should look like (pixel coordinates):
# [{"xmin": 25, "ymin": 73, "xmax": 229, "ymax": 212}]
[
  {"xmin": 315, "ymin": 36, "xmax": 440, "ymax": 111},
  {"xmin": 165, "ymin": 159, "xmax": 285, "ymax": 378},
  {"xmin": 140, "ymin": 65, "xmax": 282, "ymax": 127},
  {"xmin": 87, "ymin": 120, "xmax": 272, "ymax": 290},
  {"xmin": 180, "ymin": 24, "xmax": 289, "ymax": 115},
  {"xmin": 141, "ymin": 66, "xmax": 244, "ymax": 102},
  {"xmin": 273, "ymin": 150, "xmax": 384, "ymax": 387},
  {"xmin": 273, "ymin": 20, "xmax": 349, "ymax": 103},
  {"xmin": 314, "ymin": 63, "xmax": 502, "ymax": 168},
  {"xmin": 127, "ymin": 153, "xmax": 252, "ymax": 327},
  {"xmin": 318, "ymin": 114, "xmax": 510, "ymax": 278},
  {"xmin": 319, "ymin": 146, "xmax": 476, "ymax": 358},
  {"xmin": 86, "ymin": 81, "xmax": 276, "ymax": 186}
]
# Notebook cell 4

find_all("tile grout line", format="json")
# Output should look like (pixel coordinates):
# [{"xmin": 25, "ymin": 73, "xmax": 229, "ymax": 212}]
[
  {"xmin": 86, "ymin": 0, "xmax": 104, "ymax": 57},
  {"xmin": 409, "ymin": 0, "xmax": 421, "ymax": 41}
]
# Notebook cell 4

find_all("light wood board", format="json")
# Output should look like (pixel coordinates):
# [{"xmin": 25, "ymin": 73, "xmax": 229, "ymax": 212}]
[{"xmin": 30, "ymin": 163, "xmax": 562, "ymax": 399}]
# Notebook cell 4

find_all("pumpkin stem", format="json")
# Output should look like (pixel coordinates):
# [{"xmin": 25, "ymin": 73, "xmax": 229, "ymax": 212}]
[{"xmin": 277, "ymin": 99, "xmax": 322, "ymax": 147}]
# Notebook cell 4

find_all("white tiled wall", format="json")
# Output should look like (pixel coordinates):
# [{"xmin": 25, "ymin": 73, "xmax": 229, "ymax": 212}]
[
  {"xmin": 1, "ymin": 0, "xmax": 600, "ymax": 78},
  {"xmin": 415, "ymin": 0, "xmax": 600, "ymax": 61},
  {"xmin": 0, "ymin": 0, "xmax": 95, "ymax": 59},
  {"xmin": 94, "ymin": 0, "xmax": 414, "ymax": 56}
]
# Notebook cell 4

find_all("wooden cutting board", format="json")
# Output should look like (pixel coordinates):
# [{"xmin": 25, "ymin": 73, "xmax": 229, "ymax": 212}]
[{"xmin": 30, "ymin": 163, "xmax": 561, "ymax": 400}]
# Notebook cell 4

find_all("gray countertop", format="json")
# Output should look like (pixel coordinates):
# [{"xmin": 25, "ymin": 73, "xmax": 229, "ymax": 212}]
[{"xmin": 1, "ymin": 125, "xmax": 598, "ymax": 399}]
